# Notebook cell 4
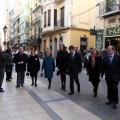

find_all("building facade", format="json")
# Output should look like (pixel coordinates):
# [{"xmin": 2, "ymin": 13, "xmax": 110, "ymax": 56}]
[
  {"xmin": 95, "ymin": 0, "xmax": 120, "ymax": 51},
  {"xmin": 42, "ymin": 0, "xmax": 95, "ymax": 58},
  {"xmin": 29, "ymin": 0, "xmax": 42, "ymax": 53}
]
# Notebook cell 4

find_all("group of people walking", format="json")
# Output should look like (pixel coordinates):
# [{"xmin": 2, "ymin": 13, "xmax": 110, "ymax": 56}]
[{"xmin": 0, "ymin": 44, "xmax": 120, "ymax": 109}]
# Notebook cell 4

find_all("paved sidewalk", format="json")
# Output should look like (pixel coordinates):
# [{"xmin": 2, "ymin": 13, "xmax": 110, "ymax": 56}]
[{"xmin": 0, "ymin": 68, "xmax": 120, "ymax": 120}]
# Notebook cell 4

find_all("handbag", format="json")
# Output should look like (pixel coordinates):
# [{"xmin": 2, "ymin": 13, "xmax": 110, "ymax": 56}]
[
  {"xmin": 26, "ymin": 72, "xmax": 29, "ymax": 76},
  {"xmin": 40, "ymin": 72, "xmax": 43, "ymax": 77}
]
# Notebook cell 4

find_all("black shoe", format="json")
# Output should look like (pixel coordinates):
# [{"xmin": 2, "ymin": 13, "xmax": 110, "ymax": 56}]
[
  {"xmin": 0, "ymin": 88, "xmax": 3, "ymax": 90},
  {"xmin": 31, "ymin": 82, "xmax": 34, "ymax": 86},
  {"xmin": 6, "ymin": 79, "xmax": 11, "ymax": 82},
  {"xmin": 48, "ymin": 85, "xmax": 50, "ymax": 90},
  {"xmin": 0, "ymin": 89, "xmax": 5, "ymax": 92},
  {"xmin": 63, "ymin": 85, "xmax": 65, "ymax": 91},
  {"xmin": 35, "ymin": 84, "xmax": 37, "ymax": 87},
  {"xmin": 112, "ymin": 104, "xmax": 117, "ymax": 109},
  {"xmin": 68, "ymin": 92, "xmax": 74, "ymax": 95},
  {"xmin": 94, "ymin": 93, "xmax": 97, "ymax": 97},
  {"xmin": 21, "ymin": 84, "xmax": 24, "ymax": 86},
  {"xmin": 106, "ymin": 101, "xmax": 112, "ymax": 105},
  {"xmin": 78, "ymin": 86, "xmax": 80, "ymax": 93},
  {"xmin": 16, "ymin": 85, "xmax": 20, "ymax": 88}
]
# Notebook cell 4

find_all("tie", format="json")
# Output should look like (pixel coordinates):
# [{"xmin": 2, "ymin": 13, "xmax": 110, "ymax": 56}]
[
  {"xmin": 109, "ymin": 56, "xmax": 112, "ymax": 65},
  {"xmin": 71, "ymin": 53, "xmax": 73, "ymax": 60}
]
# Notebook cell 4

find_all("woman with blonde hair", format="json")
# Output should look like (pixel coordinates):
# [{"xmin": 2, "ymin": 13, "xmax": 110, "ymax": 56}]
[
  {"xmin": 87, "ymin": 48, "xmax": 102, "ymax": 97},
  {"xmin": 42, "ymin": 50, "xmax": 55, "ymax": 90}
]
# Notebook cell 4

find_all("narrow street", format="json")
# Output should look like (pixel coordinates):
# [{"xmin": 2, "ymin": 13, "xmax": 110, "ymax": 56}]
[{"xmin": 0, "ymin": 66, "xmax": 120, "ymax": 120}]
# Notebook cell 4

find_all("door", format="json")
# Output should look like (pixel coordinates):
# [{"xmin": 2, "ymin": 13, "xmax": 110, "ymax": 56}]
[
  {"xmin": 80, "ymin": 38, "xmax": 87, "ymax": 53},
  {"xmin": 111, "ymin": 40, "xmax": 118, "ymax": 50}
]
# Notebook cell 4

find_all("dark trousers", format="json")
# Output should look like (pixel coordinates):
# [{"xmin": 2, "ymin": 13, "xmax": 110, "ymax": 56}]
[
  {"xmin": 17, "ymin": 71, "xmax": 25, "ymax": 85},
  {"xmin": 6, "ymin": 68, "xmax": 12, "ymax": 80},
  {"xmin": 0, "ymin": 68, "xmax": 5, "ymax": 89},
  {"xmin": 60, "ymin": 71, "xmax": 66, "ymax": 87},
  {"xmin": 31, "ymin": 76, "xmax": 37, "ymax": 84},
  {"xmin": 69, "ymin": 71, "xmax": 80, "ymax": 92},
  {"xmin": 91, "ymin": 81, "xmax": 99, "ymax": 94},
  {"xmin": 106, "ymin": 75, "xmax": 119, "ymax": 104}
]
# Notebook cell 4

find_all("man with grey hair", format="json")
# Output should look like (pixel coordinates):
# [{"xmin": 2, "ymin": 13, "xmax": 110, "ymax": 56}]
[
  {"xmin": 0, "ymin": 45, "xmax": 6, "ymax": 92},
  {"xmin": 101, "ymin": 46, "xmax": 120, "ymax": 109},
  {"xmin": 14, "ymin": 47, "xmax": 27, "ymax": 87}
]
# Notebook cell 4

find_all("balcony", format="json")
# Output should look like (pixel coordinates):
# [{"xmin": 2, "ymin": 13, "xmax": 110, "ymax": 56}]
[
  {"xmin": 100, "ymin": 0, "xmax": 120, "ymax": 18},
  {"xmin": 30, "ymin": 34, "xmax": 41, "ymax": 44},
  {"xmin": 54, "ymin": 19, "xmax": 65, "ymax": 29},
  {"xmin": 31, "ymin": 1, "xmax": 42, "ymax": 13},
  {"xmin": 31, "ymin": 17, "xmax": 41, "ymax": 27}
]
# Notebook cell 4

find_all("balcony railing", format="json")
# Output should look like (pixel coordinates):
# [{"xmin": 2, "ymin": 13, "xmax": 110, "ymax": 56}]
[
  {"xmin": 100, "ymin": 0, "xmax": 120, "ymax": 18},
  {"xmin": 54, "ymin": 19, "xmax": 65, "ymax": 29},
  {"xmin": 31, "ymin": 17, "xmax": 41, "ymax": 26},
  {"xmin": 31, "ymin": 34, "xmax": 40, "ymax": 40}
]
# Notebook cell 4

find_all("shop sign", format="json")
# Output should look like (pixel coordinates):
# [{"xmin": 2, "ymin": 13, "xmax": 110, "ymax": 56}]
[
  {"xmin": 95, "ymin": 30, "xmax": 104, "ymax": 50},
  {"xmin": 106, "ymin": 27, "xmax": 120, "ymax": 36}
]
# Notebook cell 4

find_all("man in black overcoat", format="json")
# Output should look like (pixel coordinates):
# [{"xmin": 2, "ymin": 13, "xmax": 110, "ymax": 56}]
[
  {"xmin": 101, "ymin": 46, "xmax": 120, "ymax": 109},
  {"xmin": 67, "ymin": 45, "xmax": 82, "ymax": 95},
  {"xmin": 14, "ymin": 47, "xmax": 27, "ymax": 87},
  {"xmin": 0, "ymin": 45, "xmax": 6, "ymax": 92}
]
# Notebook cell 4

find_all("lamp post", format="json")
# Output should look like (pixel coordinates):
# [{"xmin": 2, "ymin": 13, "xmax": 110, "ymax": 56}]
[{"xmin": 3, "ymin": 25, "xmax": 7, "ymax": 51}]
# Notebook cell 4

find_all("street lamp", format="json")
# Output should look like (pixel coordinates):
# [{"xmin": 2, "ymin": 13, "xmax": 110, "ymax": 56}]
[{"xmin": 3, "ymin": 25, "xmax": 7, "ymax": 50}]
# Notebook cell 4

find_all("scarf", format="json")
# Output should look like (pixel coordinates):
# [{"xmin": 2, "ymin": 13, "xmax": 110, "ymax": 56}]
[{"xmin": 91, "ymin": 55, "xmax": 96, "ymax": 68}]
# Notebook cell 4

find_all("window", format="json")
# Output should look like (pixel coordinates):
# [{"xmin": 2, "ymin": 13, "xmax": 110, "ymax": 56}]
[
  {"xmin": 48, "ymin": 10, "xmax": 51, "ymax": 26},
  {"xmin": 61, "ymin": 7, "xmax": 64, "ymax": 26},
  {"xmin": 54, "ymin": 9, "xmax": 57, "ymax": 26},
  {"xmin": 108, "ymin": 18, "xmax": 116, "ymax": 23},
  {"xmin": 44, "ymin": 12, "xmax": 46, "ymax": 27}
]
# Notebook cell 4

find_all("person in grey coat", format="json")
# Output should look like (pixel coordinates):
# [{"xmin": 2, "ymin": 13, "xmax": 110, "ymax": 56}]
[
  {"xmin": 42, "ymin": 50, "xmax": 55, "ymax": 90},
  {"xmin": 0, "ymin": 45, "xmax": 6, "ymax": 92}
]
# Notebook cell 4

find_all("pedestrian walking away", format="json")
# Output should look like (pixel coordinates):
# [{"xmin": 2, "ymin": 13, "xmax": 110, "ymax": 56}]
[
  {"xmin": 56, "ymin": 44, "xmax": 68, "ymax": 90},
  {"xmin": 87, "ymin": 48, "xmax": 102, "ymax": 97},
  {"xmin": 5, "ymin": 47, "xmax": 13, "ymax": 82},
  {"xmin": 101, "ymin": 46, "xmax": 120, "ymax": 109},
  {"xmin": 0, "ymin": 45, "xmax": 6, "ymax": 92},
  {"xmin": 27, "ymin": 50, "xmax": 40, "ymax": 87},
  {"xmin": 13, "ymin": 47, "xmax": 27, "ymax": 88},
  {"xmin": 41, "ymin": 50, "xmax": 55, "ymax": 90},
  {"xmin": 67, "ymin": 45, "xmax": 82, "ymax": 95}
]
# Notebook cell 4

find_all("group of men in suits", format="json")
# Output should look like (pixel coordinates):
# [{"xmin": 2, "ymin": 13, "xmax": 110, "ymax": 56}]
[{"xmin": 67, "ymin": 45, "xmax": 120, "ymax": 109}]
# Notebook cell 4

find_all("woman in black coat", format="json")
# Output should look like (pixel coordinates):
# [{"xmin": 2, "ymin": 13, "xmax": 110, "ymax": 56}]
[
  {"xmin": 6, "ymin": 48, "xmax": 13, "ymax": 82},
  {"xmin": 87, "ymin": 49, "xmax": 102, "ymax": 97},
  {"xmin": 56, "ymin": 44, "xmax": 68, "ymax": 90},
  {"xmin": 27, "ymin": 51, "xmax": 40, "ymax": 86}
]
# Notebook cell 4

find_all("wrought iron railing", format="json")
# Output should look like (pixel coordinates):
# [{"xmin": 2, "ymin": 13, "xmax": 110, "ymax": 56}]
[
  {"xmin": 100, "ymin": 0, "xmax": 120, "ymax": 15},
  {"xmin": 54, "ymin": 19, "xmax": 65, "ymax": 29},
  {"xmin": 31, "ymin": 17, "xmax": 41, "ymax": 26}
]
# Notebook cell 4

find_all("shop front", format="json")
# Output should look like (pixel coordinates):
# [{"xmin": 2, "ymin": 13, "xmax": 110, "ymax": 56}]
[{"xmin": 105, "ymin": 27, "xmax": 120, "ymax": 51}]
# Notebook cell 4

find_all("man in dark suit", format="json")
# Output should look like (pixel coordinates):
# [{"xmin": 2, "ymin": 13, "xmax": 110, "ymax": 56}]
[
  {"xmin": 14, "ymin": 47, "xmax": 27, "ymax": 87},
  {"xmin": 101, "ymin": 46, "xmax": 120, "ymax": 109},
  {"xmin": 67, "ymin": 45, "xmax": 82, "ymax": 95},
  {"xmin": 0, "ymin": 45, "xmax": 6, "ymax": 92}
]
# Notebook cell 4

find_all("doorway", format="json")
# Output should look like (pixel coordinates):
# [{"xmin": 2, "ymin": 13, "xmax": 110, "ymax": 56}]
[{"xmin": 80, "ymin": 38, "xmax": 87, "ymax": 53}]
